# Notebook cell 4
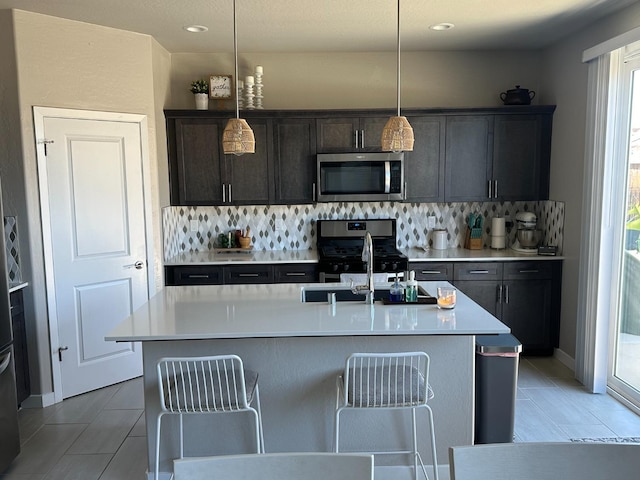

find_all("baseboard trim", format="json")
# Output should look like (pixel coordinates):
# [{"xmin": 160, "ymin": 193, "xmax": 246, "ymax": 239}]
[
  {"xmin": 20, "ymin": 391, "xmax": 57, "ymax": 409},
  {"xmin": 553, "ymin": 348, "xmax": 575, "ymax": 372}
]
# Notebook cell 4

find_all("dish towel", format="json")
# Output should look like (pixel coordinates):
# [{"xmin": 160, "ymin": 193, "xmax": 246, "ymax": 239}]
[{"xmin": 340, "ymin": 273, "xmax": 392, "ymax": 284}]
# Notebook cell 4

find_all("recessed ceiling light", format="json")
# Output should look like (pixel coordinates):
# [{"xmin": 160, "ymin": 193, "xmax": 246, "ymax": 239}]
[
  {"xmin": 183, "ymin": 25, "xmax": 209, "ymax": 33},
  {"xmin": 429, "ymin": 23, "xmax": 454, "ymax": 31}
]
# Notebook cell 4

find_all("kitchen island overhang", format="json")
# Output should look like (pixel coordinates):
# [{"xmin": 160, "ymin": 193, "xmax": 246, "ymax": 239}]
[{"xmin": 107, "ymin": 281, "xmax": 509, "ymax": 478}]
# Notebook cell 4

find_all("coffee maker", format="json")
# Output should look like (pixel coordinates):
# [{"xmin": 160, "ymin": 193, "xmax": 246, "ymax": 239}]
[{"xmin": 511, "ymin": 212, "xmax": 540, "ymax": 253}]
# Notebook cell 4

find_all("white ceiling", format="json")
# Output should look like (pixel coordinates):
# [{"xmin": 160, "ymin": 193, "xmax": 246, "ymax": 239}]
[{"xmin": 1, "ymin": 0, "xmax": 637, "ymax": 53}]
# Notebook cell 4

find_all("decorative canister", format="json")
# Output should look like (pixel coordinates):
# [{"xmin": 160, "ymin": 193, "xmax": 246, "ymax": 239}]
[{"xmin": 432, "ymin": 229, "xmax": 448, "ymax": 250}]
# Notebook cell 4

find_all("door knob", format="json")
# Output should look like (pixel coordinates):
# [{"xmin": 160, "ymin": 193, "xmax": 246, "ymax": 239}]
[
  {"xmin": 58, "ymin": 346, "xmax": 69, "ymax": 361},
  {"xmin": 123, "ymin": 261, "xmax": 145, "ymax": 270}
]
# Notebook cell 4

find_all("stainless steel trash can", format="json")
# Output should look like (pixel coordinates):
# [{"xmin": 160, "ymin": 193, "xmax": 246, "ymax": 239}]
[{"xmin": 475, "ymin": 334, "xmax": 522, "ymax": 444}]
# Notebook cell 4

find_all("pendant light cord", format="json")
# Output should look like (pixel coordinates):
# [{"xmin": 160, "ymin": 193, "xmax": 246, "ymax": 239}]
[
  {"xmin": 233, "ymin": 0, "xmax": 240, "ymax": 119},
  {"xmin": 395, "ymin": 0, "xmax": 401, "ymax": 117}
]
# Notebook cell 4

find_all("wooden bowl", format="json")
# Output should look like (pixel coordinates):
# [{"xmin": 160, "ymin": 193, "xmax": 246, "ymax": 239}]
[{"xmin": 238, "ymin": 236, "xmax": 251, "ymax": 248}]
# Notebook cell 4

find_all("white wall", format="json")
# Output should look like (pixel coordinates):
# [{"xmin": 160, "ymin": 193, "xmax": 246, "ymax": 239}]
[
  {"xmin": 8, "ymin": 9, "xmax": 169, "ymax": 396},
  {"xmin": 542, "ymin": 1, "xmax": 640, "ymax": 359}
]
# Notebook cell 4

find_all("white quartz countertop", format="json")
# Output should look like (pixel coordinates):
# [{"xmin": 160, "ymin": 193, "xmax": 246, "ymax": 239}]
[
  {"xmin": 165, "ymin": 250, "xmax": 318, "ymax": 265},
  {"xmin": 402, "ymin": 247, "xmax": 565, "ymax": 261},
  {"xmin": 9, "ymin": 281, "xmax": 28, "ymax": 293},
  {"xmin": 164, "ymin": 248, "xmax": 563, "ymax": 265},
  {"xmin": 106, "ymin": 281, "xmax": 509, "ymax": 342}
]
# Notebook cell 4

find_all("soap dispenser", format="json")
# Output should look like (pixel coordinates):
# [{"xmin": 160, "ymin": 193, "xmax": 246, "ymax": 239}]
[
  {"xmin": 405, "ymin": 271, "xmax": 418, "ymax": 303},
  {"xmin": 389, "ymin": 274, "xmax": 404, "ymax": 303}
]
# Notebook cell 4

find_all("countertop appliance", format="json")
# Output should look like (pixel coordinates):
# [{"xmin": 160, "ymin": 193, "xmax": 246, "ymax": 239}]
[
  {"xmin": 0, "ymin": 183, "xmax": 20, "ymax": 472},
  {"xmin": 316, "ymin": 152, "xmax": 404, "ymax": 202},
  {"xmin": 511, "ymin": 212, "xmax": 540, "ymax": 254},
  {"xmin": 316, "ymin": 218, "xmax": 408, "ymax": 282}
]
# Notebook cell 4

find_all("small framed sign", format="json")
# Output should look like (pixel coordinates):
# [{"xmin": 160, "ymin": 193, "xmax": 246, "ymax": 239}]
[{"xmin": 209, "ymin": 75, "xmax": 234, "ymax": 99}]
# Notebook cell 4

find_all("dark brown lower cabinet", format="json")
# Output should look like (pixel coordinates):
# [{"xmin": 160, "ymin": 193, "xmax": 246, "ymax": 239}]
[
  {"xmin": 165, "ymin": 264, "xmax": 318, "ymax": 286},
  {"xmin": 10, "ymin": 289, "xmax": 30, "ymax": 406},
  {"xmin": 452, "ymin": 260, "xmax": 562, "ymax": 355}
]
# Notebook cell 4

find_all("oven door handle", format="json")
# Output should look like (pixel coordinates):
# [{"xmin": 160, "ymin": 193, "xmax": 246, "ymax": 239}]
[{"xmin": 384, "ymin": 161, "xmax": 391, "ymax": 193}]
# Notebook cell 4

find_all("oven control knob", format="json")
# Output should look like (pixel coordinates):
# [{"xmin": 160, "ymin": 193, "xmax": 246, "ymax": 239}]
[
  {"xmin": 343, "ymin": 264, "xmax": 350, "ymax": 272},
  {"xmin": 331, "ymin": 264, "xmax": 339, "ymax": 272},
  {"xmin": 379, "ymin": 262, "xmax": 388, "ymax": 271},
  {"xmin": 390, "ymin": 262, "xmax": 399, "ymax": 271}
]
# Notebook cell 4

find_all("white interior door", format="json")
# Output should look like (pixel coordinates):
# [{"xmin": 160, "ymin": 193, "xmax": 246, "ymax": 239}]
[{"xmin": 39, "ymin": 113, "xmax": 149, "ymax": 399}]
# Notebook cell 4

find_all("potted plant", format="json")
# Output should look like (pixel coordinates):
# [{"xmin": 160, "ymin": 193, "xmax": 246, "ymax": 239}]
[{"xmin": 190, "ymin": 79, "xmax": 209, "ymax": 110}]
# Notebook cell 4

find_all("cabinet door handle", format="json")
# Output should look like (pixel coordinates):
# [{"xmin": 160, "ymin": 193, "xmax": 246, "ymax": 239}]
[
  {"xmin": 404, "ymin": 181, "xmax": 407, "ymax": 200},
  {"xmin": 488, "ymin": 181, "xmax": 492, "ymax": 198},
  {"xmin": 238, "ymin": 273, "xmax": 260, "ymax": 277},
  {"xmin": 468, "ymin": 270, "xmax": 490, "ymax": 274},
  {"xmin": 186, "ymin": 274, "xmax": 210, "ymax": 279},
  {"xmin": 497, "ymin": 284, "xmax": 503, "ymax": 303},
  {"xmin": 421, "ymin": 270, "xmax": 443, "ymax": 275},
  {"xmin": 361, "ymin": 129, "xmax": 365, "ymax": 149},
  {"xmin": 493, "ymin": 180, "xmax": 498, "ymax": 198},
  {"xmin": 222, "ymin": 184, "xmax": 226, "ymax": 202},
  {"xmin": 354, "ymin": 130, "xmax": 359, "ymax": 149},
  {"xmin": 228, "ymin": 184, "xmax": 232, "ymax": 203},
  {"xmin": 519, "ymin": 269, "xmax": 539, "ymax": 274},
  {"xmin": 504, "ymin": 284, "xmax": 509, "ymax": 304},
  {"xmin": 312, "ymin": 182, "xmax": 316, "ymax": 202},
  {"xmin": 285, "ymin": 272, "xmax": 306, "ymax": 276}
]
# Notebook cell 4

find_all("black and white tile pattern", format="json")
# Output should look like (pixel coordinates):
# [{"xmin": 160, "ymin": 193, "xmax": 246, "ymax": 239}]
[
  {"xmin": 163, "ymin": 201, "xmax": 565, "ymax": 260},
  {"xmin": 4, "ymin": 216, "xmax": 21, "ymax": 282}
]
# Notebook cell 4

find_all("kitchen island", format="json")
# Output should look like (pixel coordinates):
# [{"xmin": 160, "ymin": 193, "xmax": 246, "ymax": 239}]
[{"xmin": 106, "ymin": 281, "xmax": 509, "ymax": 479}]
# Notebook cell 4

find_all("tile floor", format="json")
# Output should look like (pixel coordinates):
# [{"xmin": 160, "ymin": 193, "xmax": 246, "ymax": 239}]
[{"xmin": 2, "ymin": 356, "xmax": 640, "ymax": 480}]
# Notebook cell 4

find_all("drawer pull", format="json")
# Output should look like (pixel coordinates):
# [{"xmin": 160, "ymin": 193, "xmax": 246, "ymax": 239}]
[
  {"xmin": 186, "ymin": 274, "xmax": 210, "ymax": 279},
  {"xmin": 518, "ymin": 269, "xmax": 539, "ymax": 274},
  {"xmin": 285, "ymin": 272, "xmax": 307, "ymax": 276},
  {"xmin": 238, "ymin": 273, "xmax": 260, "ymax": 277},
  {"xmin": 468, "ymin": 270, "xmax": 490, "ymax": 274},
  {"xmin": 421, "ymin": 270, "xmax": 443, "ymax": 275}
]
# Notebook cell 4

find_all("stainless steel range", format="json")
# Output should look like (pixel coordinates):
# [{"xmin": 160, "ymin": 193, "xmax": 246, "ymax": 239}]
[{"xmin": 316, "ymin": 219, "xmax": 408, "ymax": 282}]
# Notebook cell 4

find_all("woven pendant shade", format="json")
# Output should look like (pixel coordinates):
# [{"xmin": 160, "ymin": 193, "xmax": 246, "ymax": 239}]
[
  {"xmin": 381, "ymin": 115, "xmax": 414, "ymax": 152},
  {"xmin": 223, "ymin": 118, "xmax": 255, "ymax": 155},
  {"xmin": 224, "ymin": 0, "xmax": 254, "ymax": 157},
  {"xmin": 381, "ymin": 0, "xmax": 414, "ymax": 153}
]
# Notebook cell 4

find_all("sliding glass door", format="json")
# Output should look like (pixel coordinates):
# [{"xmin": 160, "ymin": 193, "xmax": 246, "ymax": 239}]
[{"xmin": 609, "ymin": 57, "xmax": 640, "ymax": 409}]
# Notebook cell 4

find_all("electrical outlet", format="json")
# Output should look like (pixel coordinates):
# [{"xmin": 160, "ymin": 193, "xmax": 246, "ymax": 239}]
[
  {"xmin": 190, "ymin": 220, "xmax": 199, "ymax": 232},
  {"xmin": 427, "ymin": 215, "xmax": 436, "ymax": 229},
  {"xmin": 275, "ymin": 219, "xmax": 286, "ymax": 232}
]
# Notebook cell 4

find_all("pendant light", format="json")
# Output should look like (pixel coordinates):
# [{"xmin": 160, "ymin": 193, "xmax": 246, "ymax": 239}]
[
  {"xmin": 381, "ymin": 0, "xmax": 414, "ymax": 152},
  {"xmin": 222, "ymin": 0, "xmax": 255, "ymax": 155}
]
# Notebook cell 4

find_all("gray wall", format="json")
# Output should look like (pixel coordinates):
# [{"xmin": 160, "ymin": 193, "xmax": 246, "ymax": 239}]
[{"xmin": 542, "ymin": 1, "xmax": 640, "ymax": 359}]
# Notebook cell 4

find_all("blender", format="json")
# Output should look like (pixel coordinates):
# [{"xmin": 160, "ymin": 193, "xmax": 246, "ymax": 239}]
[{"xmin": 511, "ymin": 212, "xmax": 540, "ymax": 253}]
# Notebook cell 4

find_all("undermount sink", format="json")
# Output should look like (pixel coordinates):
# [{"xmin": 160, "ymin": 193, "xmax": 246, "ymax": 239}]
[{"xmin": 300, "ymin": 284, "xmax": 429, "ymax": 303}]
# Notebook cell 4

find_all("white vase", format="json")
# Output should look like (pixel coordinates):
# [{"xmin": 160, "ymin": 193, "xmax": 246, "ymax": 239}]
[{"xmin": 194, "ymin": 93, "xmax": 208, "ymax": 110}]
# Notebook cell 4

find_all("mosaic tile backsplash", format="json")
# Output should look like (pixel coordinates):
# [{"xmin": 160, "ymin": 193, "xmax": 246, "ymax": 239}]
[
  {"xmin": 4, "ymin": 216, "xmax": 22, "ymax": 282},
  {"xmin": 163, "ymin": 201, "xmax": 564, "ymax": 260}
]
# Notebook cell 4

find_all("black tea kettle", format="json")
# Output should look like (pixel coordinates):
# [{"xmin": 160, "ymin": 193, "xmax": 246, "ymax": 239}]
[{"xmin": 500, "ymin": 85, "xmax": 536, "ymax": 105}]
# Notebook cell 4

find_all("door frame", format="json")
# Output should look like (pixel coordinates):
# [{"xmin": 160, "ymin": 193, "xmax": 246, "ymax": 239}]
[{"xmin": 33, "ymin": 106, "xmax": 156, "ymax": 404}]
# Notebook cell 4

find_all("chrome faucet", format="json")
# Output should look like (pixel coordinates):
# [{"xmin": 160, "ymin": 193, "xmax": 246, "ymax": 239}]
[{"xmin": 350, "ymin": 231, "xmax": 375, "ymax": 304}]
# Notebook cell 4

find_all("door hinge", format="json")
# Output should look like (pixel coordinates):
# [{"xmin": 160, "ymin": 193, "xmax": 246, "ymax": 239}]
[{"xmin": 37, "ymin": 139, "xmax": 55, "ymax": 155}]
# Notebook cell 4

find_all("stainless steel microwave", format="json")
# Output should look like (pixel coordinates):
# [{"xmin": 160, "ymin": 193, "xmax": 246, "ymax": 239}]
[{"xmin": 316, "ymin": 152, "xmax": 404, "ymax": 202}]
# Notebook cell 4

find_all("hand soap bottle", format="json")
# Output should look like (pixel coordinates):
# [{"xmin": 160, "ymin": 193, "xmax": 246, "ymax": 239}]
[
  {"xmin": 389, "ymin": 274, "xmax": 404, "ymax": 303},
  {"xmin": 405, "ymin": 271, "xmax": 418, "ymax": 303}
]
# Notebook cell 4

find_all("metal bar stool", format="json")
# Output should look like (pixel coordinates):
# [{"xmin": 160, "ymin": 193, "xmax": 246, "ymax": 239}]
[
  {"xmin": 334, "ymin": 351, "xmax": 438, "ymax": 480},
  {"xmin": 155, "ymin": 355, "xmax": 264, "ymax": 480}
]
